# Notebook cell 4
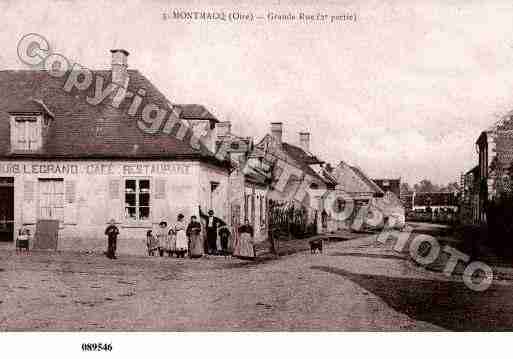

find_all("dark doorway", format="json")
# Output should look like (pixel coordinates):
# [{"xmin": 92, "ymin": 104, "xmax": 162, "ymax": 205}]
[{"xmin": 0, "ymin": 177, "xmax": 14, "ymax": 242}]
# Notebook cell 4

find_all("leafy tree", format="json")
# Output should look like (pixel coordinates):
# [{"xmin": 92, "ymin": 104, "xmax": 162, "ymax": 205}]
[
  {"xmin": 413, "ymin": 179, "xmax": 439, "ymax": 193},
  {"xmin": 439, "ymin": 182, "xmax": 460, "ymax": 193},
  {"xmin": 400, "ymin": 182, "xmax": 411, "ymax": 194}
]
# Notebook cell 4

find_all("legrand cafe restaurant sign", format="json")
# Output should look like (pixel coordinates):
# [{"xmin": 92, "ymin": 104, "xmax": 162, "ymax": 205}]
[{"xmin": 0, "ymin": 161, "xmax": 193, "ymax": 177}]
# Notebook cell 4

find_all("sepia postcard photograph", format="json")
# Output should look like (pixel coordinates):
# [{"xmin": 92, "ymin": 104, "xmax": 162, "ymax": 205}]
[{"xmin": 1, "ymin": 0, "xmax": 513, "ymax": 356}]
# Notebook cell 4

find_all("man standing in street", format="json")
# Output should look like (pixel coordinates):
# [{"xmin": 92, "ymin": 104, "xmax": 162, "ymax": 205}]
[
  {"xmin": 199, "ymin": 205, "xmax": 226, "ymax": 255},
  {"xmin": 105, "ymin": 219, "xmax": 120, "ymax": 259}
]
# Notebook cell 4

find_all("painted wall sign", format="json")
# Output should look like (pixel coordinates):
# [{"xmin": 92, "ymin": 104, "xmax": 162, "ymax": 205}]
[
  {"xmin": 0, "ymin": 161, "xmax": 194, "ymax": 177},
  {"xmin": 121, "ymin": 163, "xmax": 192, "ymax": 176}
]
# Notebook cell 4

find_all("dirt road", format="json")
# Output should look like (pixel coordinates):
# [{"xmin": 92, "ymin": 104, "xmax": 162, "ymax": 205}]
[{"xmin": 2, "ymin": 226, "xmax": 511, "ymax": 331}]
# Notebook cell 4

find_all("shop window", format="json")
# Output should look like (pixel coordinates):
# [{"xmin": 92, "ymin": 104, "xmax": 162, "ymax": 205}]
[
  {"xmin": 11, "ymin": 116, "xmax": 42, "ymax": 152},
  {"xmin": 39, "ymin": 179, "xmax": 64, "ymax": 222},
  {"xmin": 125, "ymin": 179, "xmax": 151, "ymax": 221}
]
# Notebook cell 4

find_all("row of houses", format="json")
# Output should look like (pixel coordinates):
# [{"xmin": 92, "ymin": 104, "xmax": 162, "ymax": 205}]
[
  {"xmin": 400, "ymin": 192, "xmax": 459, "ymax": 212},
  {"xmin": 0, "ymin": 49, "xmax": 404, "ymax": 255},
  {"xmin": 461, "ymin": 111, "xmax": 513, "ymax": 225}
]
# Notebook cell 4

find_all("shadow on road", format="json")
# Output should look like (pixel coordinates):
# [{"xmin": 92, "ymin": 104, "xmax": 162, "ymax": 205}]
[
  {"xmin": 311, "ymin": 265, "xmax": 513, "ymax": 331},
  {"xmin": 407, "ymin": 223, "xmax": 454, "ymax": 237},
  {"xmin": 329, "ymin": 252, "xmax": 408, "ymax": 261}
]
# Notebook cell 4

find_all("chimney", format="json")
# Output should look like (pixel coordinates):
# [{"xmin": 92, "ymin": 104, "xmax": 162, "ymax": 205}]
[
  {"xmin": 110, "ymin": 49, "xmax": 129, "ymax": 85},
  {"xmin": 299, "ymin": 132, "xmax": 310, "ymax": 152},
  {"xmin": 216, "ymin": 121, "xmax": 231, "ymax": 139},
  {"xmin": 110, "ymin": 49, "xmax": 130, "ymax": 105},
  {"xmin": 270, "ymin": 122, "xmax": 283, "ymax": 147}
]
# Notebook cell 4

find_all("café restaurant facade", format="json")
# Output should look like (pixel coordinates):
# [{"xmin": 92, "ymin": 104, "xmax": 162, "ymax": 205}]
[
  {"xmin": 0, "ymin": 159, "xmax": 229, "ymax": 255},
  {"xmin": 0, "ymin": 51, "xmax": 230, "ymax": 255}
]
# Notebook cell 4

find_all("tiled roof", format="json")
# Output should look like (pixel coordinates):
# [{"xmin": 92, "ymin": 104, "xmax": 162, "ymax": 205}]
[
  {"xmin": 8, "ymin": 98, "xmax": 53, "ymax": 116},
  {"xmin": 281, "ymin": 143, "xmax": 330, "ymax": 186},
  {"xmin": 0, "ymin": 70, "xmax": 224, "ymax": 164},
  {"xmin": 178, "ymin": 104, "xmax": 218, "ymax": 121},
  {"xmin": 349, "ymin": 166, "xmax": 384, "ymax": 194},
  {"xmin": 333, "ymin": 162, "xmax": 383, "ymax": 195},
  {"xmin": 282, "ymin": 142, "xmax": 324, "ymax": 165}
]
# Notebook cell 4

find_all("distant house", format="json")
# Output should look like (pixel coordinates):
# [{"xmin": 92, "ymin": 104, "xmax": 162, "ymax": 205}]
[
  {"xmin": 254, "ymin": 123, "xmax": 337, "ymax": 234},
  {"xmin": 476, "ymin": 113, "xmax": 513, "ymax": 223},
  {"xmin": 214, "ymin": 121, "xmax": 270, "ymax": 243},
  {"xmin": 372, "ymin": 178, "xmax": 401, "ymax": 198},
  {"xmin": 460, "ymin": 166, "xmax": 479, "ymax": 225},
  {"xmin": 330, "ymin": 162, "xmax": 387, "ymax": 229},
  {"xmin": 400, "ymin": 191, "xmax": 414, "ymax": 210},
  {"xmin": 411, "ymin": 192, "xmax": 459, "ymax": 211},
  {"xmin": 332, "ymin": 161, "xmax": 383, "ymax": 205}
]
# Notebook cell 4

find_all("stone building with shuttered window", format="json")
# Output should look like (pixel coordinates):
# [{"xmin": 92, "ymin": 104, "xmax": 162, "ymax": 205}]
[{"xmin": 0, "ymin": 50, "xmax": 230, "ymax": 255}]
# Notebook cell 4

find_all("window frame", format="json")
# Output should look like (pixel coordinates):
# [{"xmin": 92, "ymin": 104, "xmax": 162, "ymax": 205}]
[
  {"xmin": 11, "ymin": 115, "xmax": 42, "ymax": 152},
  {"xmin": 123, "ymin": 177, "xmax": 151, "ymax": 223},
  {"xmin": 38, "ymin": 178, "xmax": 65, "ymax": 224}
]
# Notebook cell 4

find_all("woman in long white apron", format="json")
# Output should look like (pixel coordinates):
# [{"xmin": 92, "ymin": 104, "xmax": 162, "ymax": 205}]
[
  {"xmin": 233, "ymin": 220, "xmax": 255, "ymax": 259},
  {"xmin": 174, "ymin": 214, "xmax": 188, "ymax": 258}
]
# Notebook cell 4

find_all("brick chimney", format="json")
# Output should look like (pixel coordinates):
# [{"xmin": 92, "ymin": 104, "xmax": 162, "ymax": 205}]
[
  {"xmin": 110, "ymin": 49, "xmax": 129, "ymax": 106},
  {"xmin": 299, "ymin": 132, "xmax": 310, "ymax": 152},
  {"xmin": 110, "ymin": 49, "xmax": 129, "ymax": 85},
  {"xmin": 271, "ymin": 122, "xmax": 283, "ymax": 147}
]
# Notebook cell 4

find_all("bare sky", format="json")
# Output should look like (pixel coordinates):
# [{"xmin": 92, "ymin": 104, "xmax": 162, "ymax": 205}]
[{"xmin": 2, "ymin": 0, "xmax": 513, "ymax": 186}]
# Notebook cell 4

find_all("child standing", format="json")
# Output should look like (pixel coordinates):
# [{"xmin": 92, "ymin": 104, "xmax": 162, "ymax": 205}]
[{"xmin": 105, "ymin": 219, "xmax": 120, "ymax": 259}]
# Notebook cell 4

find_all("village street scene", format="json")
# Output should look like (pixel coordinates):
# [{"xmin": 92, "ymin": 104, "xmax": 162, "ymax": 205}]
[{"xmin": 2, "ymin": 1, "xmax": 513, "ymax": 336}]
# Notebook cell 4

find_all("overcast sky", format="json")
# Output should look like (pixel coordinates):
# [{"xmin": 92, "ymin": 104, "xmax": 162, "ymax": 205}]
[{"xmin": 2, "ymin": 0, "xmax": 513, "ymax": 186}]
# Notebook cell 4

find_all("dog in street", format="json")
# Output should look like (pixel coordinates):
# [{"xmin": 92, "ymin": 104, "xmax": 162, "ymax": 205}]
[{"xmin": 309, "ymin": 239, "xmax": 323, "ymax": 254}]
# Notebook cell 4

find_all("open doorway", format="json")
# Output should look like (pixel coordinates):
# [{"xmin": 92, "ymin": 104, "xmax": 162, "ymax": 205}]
[{"xmin": 0, "ymin": 177, "xmax": 14, "ymax": 242}]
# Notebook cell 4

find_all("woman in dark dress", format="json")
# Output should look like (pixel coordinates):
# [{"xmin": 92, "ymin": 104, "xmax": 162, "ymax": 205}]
[
  {"xmin": 186, "ymin": 215, "xmax": 203, "ymax": 258},
  {"xmin": 218, "ymin": 224, "xmax": 231, "ymax": 256}
]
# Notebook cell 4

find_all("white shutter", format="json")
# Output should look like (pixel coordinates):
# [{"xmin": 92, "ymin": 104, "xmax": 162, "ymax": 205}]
[
  {"xmin": 16, "ymin": 121, "xmax": 26, "ymax": 150},
  {"xmin": 109, "ymin": 180, "xmax": 120, "ymax": 200},
  {"xmin": 64, "ymin": 180, "xmax": 77, "ymax": 224},
  {"xmin": 39, "ymin": 180, "xmax": 50, "ymax": 219},
  {"xmin": 155, "ymin": 178, "xmax": 166, "ymax": 199},
  {"xmin": 22, "ymin": 180, "xmax": 36, "ymax": 223},
  {"xmin": 108, "ymin": 179, "xmax": 122, "ymax": 222}
]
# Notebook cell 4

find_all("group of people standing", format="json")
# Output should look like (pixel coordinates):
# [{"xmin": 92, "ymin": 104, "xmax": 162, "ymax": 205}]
[
  {"xmin": 146, "ymin": 213, "xmax": 192, "ymax": 258},
  {"xmin": 141, "ymin": 205, "xmax": 256, "ymax": 260}
]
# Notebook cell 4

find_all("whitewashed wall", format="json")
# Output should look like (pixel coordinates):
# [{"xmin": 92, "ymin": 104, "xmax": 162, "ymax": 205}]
[{"xmin": 1, "ymin": 160, "xmax": 229, "ymax": 255}]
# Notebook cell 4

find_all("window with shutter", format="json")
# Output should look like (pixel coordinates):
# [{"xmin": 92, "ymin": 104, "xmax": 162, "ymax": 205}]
[
  {"xmin": 24, "ymin": 181, "xmax": 35, "ymax": 202},
  {"xmin": 155, "ymin": 178, "xmax": 166, "ymax": 199},
  {"xmin": 39, "ymin": 179, "xmax": 64, "ymax": 222},
  {"xmin": 109, "ymin": 180, "xmax": 120, "ymax": 200},
  {"xmin": 124, "ymin": 179, "xmax": 151, "ymax": 221},
  {"xmin": 65, "ymin": 181, "xmax": 76, "ymax": 203},
  {"xmin": 11, "ymin": 116, "xmax": 42, "ymax": 152}
]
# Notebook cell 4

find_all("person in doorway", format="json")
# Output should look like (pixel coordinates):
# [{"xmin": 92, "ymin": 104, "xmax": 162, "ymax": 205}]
[
  {"xmin": 199, "ymin": 206, "xmax": 226, "ymax": 255},
  {"xmin": 233, "ymin": 219, "xmax": 255, "ymax": 260},
  {"xmin": 174, "ymin": 214, "xmax": 188, "ymax": 258},
  {"xmin": 218, "ymin": 224, "xmax": 231, "ymax": 256},
  {"xmin": 105, "ymin": 219, "xmax": 120, "ymax": 259},
  {"xmin": 321, "ymin": 209, "xmax": 328, "ymax": 233},
  {"xmin": 186, "ymin": 215, "xmax": 203, "ymax": 258}
]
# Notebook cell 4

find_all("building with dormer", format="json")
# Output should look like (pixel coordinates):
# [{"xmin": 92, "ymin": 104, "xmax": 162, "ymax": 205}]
[{"xmin": 0, "ymin": 50, "xmax": 231, "ymax": 254}]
